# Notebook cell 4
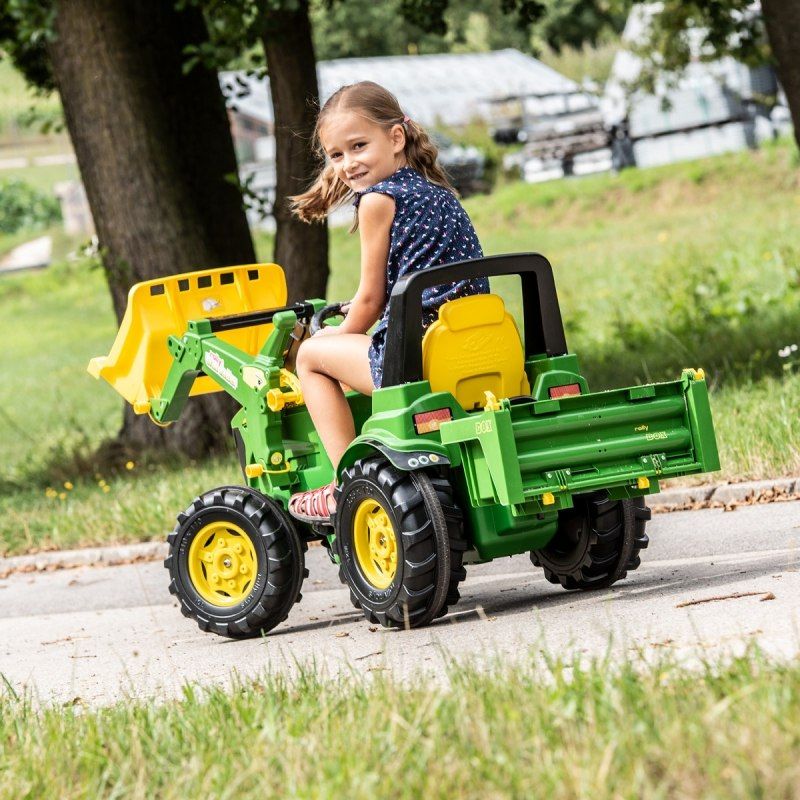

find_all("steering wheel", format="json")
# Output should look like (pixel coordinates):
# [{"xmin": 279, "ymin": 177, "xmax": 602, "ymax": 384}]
[{"xmin": 309, "ymin": 302, "xmax": 349, "ymax": 335}]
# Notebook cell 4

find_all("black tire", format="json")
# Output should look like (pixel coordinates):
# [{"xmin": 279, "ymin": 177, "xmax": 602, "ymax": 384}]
[
  {"xmin": 530, "ymin": 492, "xmax": 650, "ymax": 590},
  {"xmin": 165, "ymin": 486, "xmax": 307, "ymax": 638},
  {"xmin": 334, "ymin": 457, "xmax": 466, "ymax": 629}
]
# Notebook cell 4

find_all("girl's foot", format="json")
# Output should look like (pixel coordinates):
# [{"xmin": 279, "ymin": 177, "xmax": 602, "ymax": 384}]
[{"xmin": 288, "ymin": 481, "xmax": 337, "ymax": 523}]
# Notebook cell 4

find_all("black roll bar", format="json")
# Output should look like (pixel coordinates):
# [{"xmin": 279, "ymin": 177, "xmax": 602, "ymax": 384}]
[{"xmin": 381, "ymin": 253, "xmax": 567, "ymax": 386}]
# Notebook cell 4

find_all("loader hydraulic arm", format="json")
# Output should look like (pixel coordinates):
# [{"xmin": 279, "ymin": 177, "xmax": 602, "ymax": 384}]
[{"xmin": 148, "ymin": 304, "xmax": 318, "ymax": 424}]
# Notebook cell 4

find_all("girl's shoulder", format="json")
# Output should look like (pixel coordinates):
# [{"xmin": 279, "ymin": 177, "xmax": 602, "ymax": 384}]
[{"xmin": 354, "ymin": 166, "xmax": 429, "ymax": 207}]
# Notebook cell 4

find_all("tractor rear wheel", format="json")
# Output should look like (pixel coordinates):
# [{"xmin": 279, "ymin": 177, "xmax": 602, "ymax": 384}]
[
  {"xmin": 530, "ymin": 492, "xmax": 650, "ymax": 590},
  {"xmin": 165, "ymin": 486, "xmax": 307, "ymax": 637},
  {"xmin": 334, "ymin": 457, "xmax": 465, "ymax": 628}
]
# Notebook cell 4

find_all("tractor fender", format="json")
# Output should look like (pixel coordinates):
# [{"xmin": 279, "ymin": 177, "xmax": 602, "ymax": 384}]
[{"xmin": 337, "ymin": 437, "xmax": 451, "ymax": 479}]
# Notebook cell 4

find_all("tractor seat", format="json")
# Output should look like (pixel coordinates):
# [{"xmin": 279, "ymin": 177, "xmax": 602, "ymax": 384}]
[{"xmin": 421, "ymin": 293, "xmax": 531, "ymax": 410}]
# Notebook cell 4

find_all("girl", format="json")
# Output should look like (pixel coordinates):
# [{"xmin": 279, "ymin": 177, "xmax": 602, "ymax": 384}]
[{"xmin": 288, "ymin": 81, "xmax": 487, "ymax": 523}]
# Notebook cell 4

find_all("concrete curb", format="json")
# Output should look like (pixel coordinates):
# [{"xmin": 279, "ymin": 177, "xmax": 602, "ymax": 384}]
[
  {"xmin": 2, "ymin": 478, "xmax": 798, "ymax": 576},
  {"xmin": 650, "ymin": 477, "xmax": 799, "ymax": 510},
  {"xmin": 0, "ymin": 541, "xmax": 167, "ymax": 579}
]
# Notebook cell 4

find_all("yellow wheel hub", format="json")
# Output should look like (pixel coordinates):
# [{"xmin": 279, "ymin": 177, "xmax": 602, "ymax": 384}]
[
  {"xmin": 187, "ymin": 521, "xmax": 258, "ymax": 606},
  {"xmin": 352, "ymin": 499, "xmax": 398, "ymax": 589}
]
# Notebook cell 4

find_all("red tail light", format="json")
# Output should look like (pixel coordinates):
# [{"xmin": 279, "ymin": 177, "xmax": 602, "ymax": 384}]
[
  {"xmin": 413, "ymin": 408, "xmax": 452, "ymax": 434},
  {"xmin": 548, "ymin": 383, "xmax": 581, "ymax": 399}
]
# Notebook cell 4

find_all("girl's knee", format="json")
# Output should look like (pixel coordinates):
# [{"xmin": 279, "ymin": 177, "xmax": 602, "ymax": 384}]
[
  {"xmin": 295, "ymin": 336, "xmax": 325, "ymax": 376},
  {"xmin": 295, "ymin": 338, "xmax": 314, "ymax": 373}
]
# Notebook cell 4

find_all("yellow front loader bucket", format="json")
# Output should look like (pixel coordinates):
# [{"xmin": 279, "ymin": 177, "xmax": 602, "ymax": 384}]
[{"xmin": 88, "ymin": 263, "xmax": 287, "ymax": 413}]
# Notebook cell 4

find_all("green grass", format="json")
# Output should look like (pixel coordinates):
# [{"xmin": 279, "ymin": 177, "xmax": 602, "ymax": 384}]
[
  {"xmin": 0, "ymin": 58, "xmax": 63, "ymax": 142},
  {"xmin": 1, "ymin": 140, "xmax": 798, "ymax": 555},
  {"xmin": 3, "ymin": 649, "xmax": 799, "ymax": 798},
  {"xmin": 0, "ymin": 159, "xmax": 78, "ymax": 195}
]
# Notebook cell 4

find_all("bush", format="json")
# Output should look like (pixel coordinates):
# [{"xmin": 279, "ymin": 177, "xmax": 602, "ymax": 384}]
[{"xmin": 0, "ymin": 178, "xmax": 61, "ymax": 234}]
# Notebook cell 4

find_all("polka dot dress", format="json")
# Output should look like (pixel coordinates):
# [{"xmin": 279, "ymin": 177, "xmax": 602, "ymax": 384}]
[{"xmin": 354, "ymin": 166, "xmax": 488, "ymax": 388}]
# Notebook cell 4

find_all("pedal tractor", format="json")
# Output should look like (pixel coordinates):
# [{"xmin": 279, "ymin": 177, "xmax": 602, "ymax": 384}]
[{"xmin": 89, "ymin": 253, "xmax": 720, "ymax": 635}]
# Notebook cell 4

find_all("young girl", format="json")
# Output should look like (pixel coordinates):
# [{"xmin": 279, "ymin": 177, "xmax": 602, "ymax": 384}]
[{"xmin": 288, "ymin": 81, "xmax": 487, "ymax": 523}]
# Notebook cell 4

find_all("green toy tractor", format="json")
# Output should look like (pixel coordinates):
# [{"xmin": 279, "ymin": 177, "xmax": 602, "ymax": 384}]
[{"xmin": 89, "ymin": 253, "xmax": 720, "ymax": 635}]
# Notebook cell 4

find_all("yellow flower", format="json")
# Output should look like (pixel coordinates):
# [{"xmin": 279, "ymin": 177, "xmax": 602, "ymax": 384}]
[
  {"xmin": 98, "ymin": 479, "xmax": 107, "ymax": 487},
  {"xmin": 59, "ymin": 492, "xmax": 66, "ymax": 500},
  {"xmin": 45, "ymin": 487, "xmax": 57, "ymax": 498},
  {"xmin": 125, "ymin": 461, "xmax": 135, "ymax": 471},
  {"xmin": 102, "ymin": 485, "xmax": 111, "ymax": 493},
  {"xmin": 64, "ymin": 481, "xmax": 73, "ymax": 490},
  {"xmin": 763, "ymin": 251, "xmax": 772, "ymax": 261}
]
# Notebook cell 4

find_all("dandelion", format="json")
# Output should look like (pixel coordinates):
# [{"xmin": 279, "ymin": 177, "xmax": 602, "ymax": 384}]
[
  {"xmin": 125, "ymin": 461, "xmax": 135, "ymax": 471},
  {"xmin": 102, "ymin": 485, "xmax": 111, "ymax": 493},
  {"xmin": 59, "ymin": 492, "xmax": 66, "ymax": 500},
  {"xmin": 98, "ymin": 479, "xmax": 107, "ymax": 487},
  {"xmin": 45, "ymin": 487, "xmax": 57, "ymax": 499},
  {"xmin": 64, "ymin": 481, "xmax": 73, "ymax": 490}
]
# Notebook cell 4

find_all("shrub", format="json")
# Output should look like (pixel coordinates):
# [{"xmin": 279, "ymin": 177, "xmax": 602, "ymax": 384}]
[{"xmin": 0, "ymin": 178, "xmax": 61, "ymax": 234}]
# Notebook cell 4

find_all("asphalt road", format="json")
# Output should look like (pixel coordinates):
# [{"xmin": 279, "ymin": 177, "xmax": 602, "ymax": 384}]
[{"xmin": 2, "ymin": 500, "xmax": 798, "ymax": 706}]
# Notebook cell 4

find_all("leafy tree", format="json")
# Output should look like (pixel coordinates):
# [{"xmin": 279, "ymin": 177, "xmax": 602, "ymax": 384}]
[
  {"xmin": 0, "ymin": 0, "xmax": 256, "ymax": 458},
  {"xmin": 626, "ymin": 1, "xmax": 799, "ymax": 151},
  {"xmin": 310, "ymin": 0, "xmax": 532, "ymax": 59},
  {"xmin": 186, "ymin": 0, "xmax": 329, "ymax": 304}
]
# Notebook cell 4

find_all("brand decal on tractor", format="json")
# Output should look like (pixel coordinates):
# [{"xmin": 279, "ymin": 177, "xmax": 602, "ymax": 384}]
[
  {"xmin": 475, "ymin": 418, "xmax": 493, "ymax": 435},
  {"xmin": 204, "ymin": 351, "xmax": 238, "ymax": 389}
]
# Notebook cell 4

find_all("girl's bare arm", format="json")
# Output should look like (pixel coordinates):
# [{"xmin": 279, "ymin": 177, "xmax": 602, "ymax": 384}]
[{"xmin": 335, "ymin": 192, "xmax": 394, "ymax": 335}]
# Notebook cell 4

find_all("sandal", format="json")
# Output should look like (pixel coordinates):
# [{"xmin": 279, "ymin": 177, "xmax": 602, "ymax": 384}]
[{"xmin": 288, "ymin": 481, "xmax": 337, "ymax": 523}]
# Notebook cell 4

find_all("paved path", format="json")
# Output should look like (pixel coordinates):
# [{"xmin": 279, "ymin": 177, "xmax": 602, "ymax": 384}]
[{"xmin": 1, "ymin": 500, "xmax": 798, "ymax": 706}]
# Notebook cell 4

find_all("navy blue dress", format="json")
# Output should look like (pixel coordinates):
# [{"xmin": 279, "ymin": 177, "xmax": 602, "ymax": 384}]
[{"xmin": 354, "ymin": 166, "xmax": 488, "ymax": 387}]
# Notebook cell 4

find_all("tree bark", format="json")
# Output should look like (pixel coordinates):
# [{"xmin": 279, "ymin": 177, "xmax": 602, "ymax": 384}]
[
  {"xmin": 49, "ymin": 0, "xmax": 257, "ymax": 457},
  {"xmin": 260, "ymin": 1, "xmax": 330, "ymax": 304},
  {"xmin": 762, "ymin": 0, "xmax": 800, "ymax": 152}
]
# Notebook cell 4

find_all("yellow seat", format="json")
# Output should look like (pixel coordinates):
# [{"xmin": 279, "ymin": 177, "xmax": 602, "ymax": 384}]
[
  {"xmin": 421, "ymin": 293, "xmax": 530, "ymax": 410},
  {"xmin": 88, "ymin": 263, "xmax": 286, "ymax": 411}
]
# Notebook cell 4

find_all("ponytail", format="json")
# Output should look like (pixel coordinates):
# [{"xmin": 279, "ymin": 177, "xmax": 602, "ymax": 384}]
[
  {"xmin": 402, "ymin": 118, "xmax": 456, "ymax": 195},
  {"xmin": 289, "ymin": 162, "xmax": 353, "ymax": 224}
]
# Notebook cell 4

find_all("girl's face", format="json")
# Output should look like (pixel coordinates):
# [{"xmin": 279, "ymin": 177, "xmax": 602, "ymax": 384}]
[{"xmin": 319, "ymin": 110, "xmax": 407, "ymax": 193}]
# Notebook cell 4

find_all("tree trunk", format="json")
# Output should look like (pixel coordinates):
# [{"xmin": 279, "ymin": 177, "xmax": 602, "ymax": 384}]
[
  {"xmin": 260, "ymin": 1, "xmax": 330, "ymax": 304},
  {"xmin": 49, "ymin": 0, "xmax": 257, "ymax": 458},
  {"xmin": 762, "ymin": 0, "xmax": 800, "ymax": 152}
]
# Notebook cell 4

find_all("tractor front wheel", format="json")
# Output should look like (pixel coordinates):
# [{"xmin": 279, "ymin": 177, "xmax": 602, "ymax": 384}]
[
  {"xmin": 530, "ymin": 492, "xmax": 650, "ymax": 590},
  {"xmin": 165, "ymin": 486, "xmax": 307, "ymax": 637},
  {"xmin": 334, "ymin": 457, "xmax": 465, "ymax": 629}
]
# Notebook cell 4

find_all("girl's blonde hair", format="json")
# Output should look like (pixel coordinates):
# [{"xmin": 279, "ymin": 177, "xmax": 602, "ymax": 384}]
[{"xmin": 290, "ymin": 81, "xmax": 455, "ymax": 226}]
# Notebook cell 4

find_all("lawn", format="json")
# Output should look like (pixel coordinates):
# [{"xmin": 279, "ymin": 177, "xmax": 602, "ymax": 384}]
[
  {"xmin": 0, "ymin": 59, "xmax": 63, "ymax": 144},
  {"xmin": 0, "ymin": 139, "xmax": 798, "ymax": 555},
  {"xmin": 2, "ymin": 649, "xmax": 799, "ymax": 799}
]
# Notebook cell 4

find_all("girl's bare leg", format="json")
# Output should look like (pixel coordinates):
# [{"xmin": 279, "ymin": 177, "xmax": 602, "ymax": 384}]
[{"xmin": 295, "ymin": 333, "xmax": 374, "ymax": 471}]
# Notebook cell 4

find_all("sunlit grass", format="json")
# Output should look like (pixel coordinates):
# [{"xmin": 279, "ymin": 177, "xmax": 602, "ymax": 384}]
[{"xmin": 2, "ymin": 648, "xmax": 799, "ymax": 799}]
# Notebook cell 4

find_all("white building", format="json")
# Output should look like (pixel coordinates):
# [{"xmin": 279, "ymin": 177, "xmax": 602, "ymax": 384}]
[{"xmin": 221, "ymin": 48, "xmax": 578, "ymax": 131}]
